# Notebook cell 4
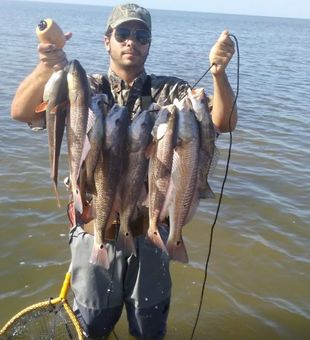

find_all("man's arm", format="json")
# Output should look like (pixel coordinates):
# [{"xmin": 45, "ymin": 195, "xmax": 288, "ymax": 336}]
[
  {"xmin": 11, "ymin": 62, "xmax": 52, "ymax": 123},
  {"xmin": 11, "ymin": 34, "xmax": 71, "ymax": 123},
  {"xmin": 209, "ymin": 30, "xmax": 238, "ymax": 133}
]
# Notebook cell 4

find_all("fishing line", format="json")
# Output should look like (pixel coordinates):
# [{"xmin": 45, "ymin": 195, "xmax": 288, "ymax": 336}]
[
  {"xmin": 192, "ymin": 63, "xmax": 215, "ymax": 89},
  {"xmin": 190, "ymin": 33, "xmax": 240, "ymax": 340}
]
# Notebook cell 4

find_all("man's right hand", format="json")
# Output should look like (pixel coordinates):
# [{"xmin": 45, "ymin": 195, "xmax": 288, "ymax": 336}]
[
  {"xmin": 38, "ymin": 32, "xmax": 72, "ymax": 71},
  {"xmin": 11, "ymin": 32, "xmax": 72, "ymax": 123}
]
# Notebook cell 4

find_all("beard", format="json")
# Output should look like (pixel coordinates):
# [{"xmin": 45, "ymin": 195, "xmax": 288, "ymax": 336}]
[{"xmin": 109, "ymin": 45, "xmax": 149, "ymax": 70}]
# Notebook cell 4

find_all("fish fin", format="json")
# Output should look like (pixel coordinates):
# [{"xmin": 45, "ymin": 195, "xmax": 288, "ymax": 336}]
[
  {"xmin": 184, "ymin": 186, "xmax": 200, "ymax": 225},
  {"xmin": 209, "ymin": 146, "xmax": 220, "ymax": 176},
  {"xmin": 159, "ymin": 178, "xmax": 175, "ymax": 221},
  {"xmin": 78, "ymin": 136, "xmax": 91, "ymax": 177},
  {"xmin": 87, "ymin": 108, "xmax": 96, "ymax": 134},
  {"xmin": 169, "ymin": 149, "xmax": 182, "ymax": 191},
  {"xmin": 89, "ymin": 242, "xmax": 110, "ymax": 269},
  {"xmin": 137, "ymin": 184, "xmax": 148, "ymax": 207},
  {"xmin": 156, "ymin": 122, "xmax": 168, "ymax": 140},
  {"xmin": 199, "ymin": 182, "xmax": 215, "ymax": 199},
  {"xmin": 146, "ymin": 228, "xmax": 168, "ymax": 254},
  {"xmin": 144, "ymin": 141, "xmax": 155, "ymax": 159},
  {"xmin": 82, "ymin": 136, "xmax": 91, "ymax": 163},
  {"xmin": 117, "ymin": 229, "xmax": 137, "ymax": 256},
  {"xmin": 50, "ymin": 100, "xmax": 68, "ymax": 114},
  {"xmin": 141, "ymin": 197, "xmax": 149, "ymax": 208},
  {"xmin": 171, "ymin": 149, "xmax": 181, "ymax": 175},
  {"xmin": 35, "ymin": 101, "xmax": 48, "ymax": 113},
  {"xmin": 167, "ymin": 238, "xmax": 189, "ymax": 263}
]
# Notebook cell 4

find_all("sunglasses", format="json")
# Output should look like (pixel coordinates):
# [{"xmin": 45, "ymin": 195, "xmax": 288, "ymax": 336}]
[{"xmin": 114, "ymin": 27, "xmax": 151, "ymax": 45}]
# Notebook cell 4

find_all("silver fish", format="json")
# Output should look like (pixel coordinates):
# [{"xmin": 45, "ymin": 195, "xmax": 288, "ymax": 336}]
[
  {"xmin": 90, "ymin": 104, "xmax": 129, "ymax": 268},
  {"xmin": 118, "ymin": 108, "xmax": 154, "ymax": 255},
  {"xmin": 41, "ymin": 69, "xmax": 68, "ymax": 206}
]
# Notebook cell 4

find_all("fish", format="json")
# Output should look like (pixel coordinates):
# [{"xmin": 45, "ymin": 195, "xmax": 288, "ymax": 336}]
[
  {"xmin": 164, "ymin": 97, "xmax": 201, "ymax": 263},
  {"xmin": 90, "ymin": 104, "xmax": 129, "ymax": 268},
  {"xmin": 118, "ymin": 108, "xmax": 154, "ymax": 255},
  {"xmin": 66, "ymin": 59, "xmax": 95, "ymax": 216},
  {"xmin": 188, "ymin": 87, "xmax": 217, "ymax": 199},
  {"xmin": 84, "ymin": 93, "xmax": 109, "ymax": 194},
  {"xmin": 147, "ymin": 104, "xmax": 177, "ymax": 253},
  {"xmin": 36, "ymin": 69, "xmax": 68, "ymax": 207}
]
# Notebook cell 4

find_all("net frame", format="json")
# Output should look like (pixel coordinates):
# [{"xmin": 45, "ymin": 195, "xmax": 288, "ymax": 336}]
[{"xmin": 0, "ymin": 269, "xmax": 84, "ymax": 339}]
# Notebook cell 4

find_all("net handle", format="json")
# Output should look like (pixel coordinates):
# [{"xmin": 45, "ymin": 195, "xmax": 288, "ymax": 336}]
[{"xmin": 59, "ymin": 263, "xmax": 72, "ymax": 301}]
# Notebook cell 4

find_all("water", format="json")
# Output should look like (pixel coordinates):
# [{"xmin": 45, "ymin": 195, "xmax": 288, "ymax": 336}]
[{"xmin": 0, "ymin": 1, "xmax": 309, "ymax": 338}]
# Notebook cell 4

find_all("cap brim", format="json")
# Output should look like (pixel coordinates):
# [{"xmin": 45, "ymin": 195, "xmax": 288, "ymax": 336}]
[{"xmin": 111, "ymin": 18, "xmax": 150, "ymax": 31}]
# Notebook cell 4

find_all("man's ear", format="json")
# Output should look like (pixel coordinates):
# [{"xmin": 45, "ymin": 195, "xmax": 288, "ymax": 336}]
[{"xmin": 104, "ymin": 35, "xmax": 110, "ymax": 53}]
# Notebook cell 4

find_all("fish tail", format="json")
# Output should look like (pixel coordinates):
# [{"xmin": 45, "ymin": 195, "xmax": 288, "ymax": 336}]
[
  {"xmin": 89, "ymin": 242, "xmax": 110, "ymax": 269},
  {"xmin": 167, "ymin": 239, "xmax": 189, "ymax": 263}
]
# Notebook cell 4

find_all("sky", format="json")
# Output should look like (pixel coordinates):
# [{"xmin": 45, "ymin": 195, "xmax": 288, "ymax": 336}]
[{"xmin": 18, "ymin": 0, "xmax": 310, "ymax": 19}]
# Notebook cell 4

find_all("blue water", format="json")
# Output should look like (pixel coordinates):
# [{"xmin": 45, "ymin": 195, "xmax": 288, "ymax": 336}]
[{"xmin": 0, "ymin": 1, "xmax": 309, "ymax": 339}]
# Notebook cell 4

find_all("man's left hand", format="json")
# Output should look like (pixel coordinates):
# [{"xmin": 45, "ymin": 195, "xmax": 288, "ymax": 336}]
[{"xmin": 209, "ymin": 30, "xmax": 235, "ymax": 77}]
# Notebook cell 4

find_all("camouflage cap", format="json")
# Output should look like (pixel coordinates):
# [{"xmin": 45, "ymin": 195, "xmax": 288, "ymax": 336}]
[{"xmin": 106, "ymin": 3, "xmax": 151, "ymax": 31}]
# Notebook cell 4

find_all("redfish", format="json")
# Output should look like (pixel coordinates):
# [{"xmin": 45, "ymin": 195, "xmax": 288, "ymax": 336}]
[
  {"xmin": 164, "ymin": 97, "xmax": 200, "ymax": 263},
  {"xmin": 147, "ymin": 104, "xmax": 177, "ymax": 253},
  {"xmin": 67, "ymin": 60, "xmax": 94, "ymax": 216},
  {"xmin": 118, "ymin": 108, "xmax": 154, "ymax": 255},
  {"xmin": 90, "ymin": 104, "xmax": 129, "ymax": 268}
]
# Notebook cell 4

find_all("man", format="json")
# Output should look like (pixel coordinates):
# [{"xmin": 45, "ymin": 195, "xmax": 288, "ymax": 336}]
[{"xmin": 11, "ymin": 3, "xmax": 237, "ymax": 339}]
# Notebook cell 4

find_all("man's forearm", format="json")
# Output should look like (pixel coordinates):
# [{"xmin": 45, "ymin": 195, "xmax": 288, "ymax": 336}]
[
  {"xmin": 211, "ymin": 72, "xmax": 237, "ymax": 133},
  {"xmin": 11, "ymin": 62, "xmax": 52, "ymax": 123}
]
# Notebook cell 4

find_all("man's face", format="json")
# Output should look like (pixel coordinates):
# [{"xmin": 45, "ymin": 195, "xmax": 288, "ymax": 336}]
[{"xmin": 104, "ymin": 20, "xmax": 151, "ymax": 74}]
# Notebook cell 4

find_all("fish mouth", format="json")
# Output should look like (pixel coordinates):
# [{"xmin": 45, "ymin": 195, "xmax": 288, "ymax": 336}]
[{"xmin": 68, "ymin": 59, "xmax": 84, "ymax": 74}]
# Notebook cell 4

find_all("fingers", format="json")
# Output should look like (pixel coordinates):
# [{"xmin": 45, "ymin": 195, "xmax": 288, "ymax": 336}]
[
  {"xmin": 218, "ymin": 30, "xmax": 231, "ymax": 42},
  {"xmin": 65, "ymin": 31, "xmax": 72, "ymax": 41},
  {"xmin": 37, "ymin": 30, "xmax": 72, "ymax": 70},
  {"xmin": 209, "ymin": 30, "xmax": 235, "ymax": 75},
  {"xmin": 37, "ymin": 42, "xmax": 68, "ymax": 70},
  {"xmin": 216, "ymin": 31, "xmax": 235, "ymax": 55},
  {"xmin": 210, "ymin": 48, "xmax": 234, "ymax": 66}
]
